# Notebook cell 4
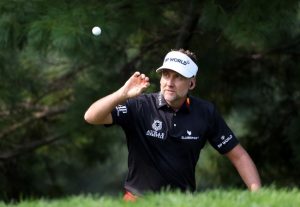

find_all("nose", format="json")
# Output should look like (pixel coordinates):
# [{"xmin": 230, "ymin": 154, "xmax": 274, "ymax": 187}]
[{"xmin": 166, "ymin": 78, "xmax": 175, "ymax": 87}]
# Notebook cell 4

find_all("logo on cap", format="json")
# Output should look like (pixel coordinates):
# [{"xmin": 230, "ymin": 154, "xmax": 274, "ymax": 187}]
[
  {"xmin": 156, "ymin": 51, "xmax": 198, "ymax": 78},
  {"xmin": 164, "ymin": 58, "xmax": 190, "ymax": 66}
]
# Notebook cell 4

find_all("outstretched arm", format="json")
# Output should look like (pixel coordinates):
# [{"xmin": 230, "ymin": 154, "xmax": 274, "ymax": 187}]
[
  {"xmin": 84, "ymin": 72, "xmax": 150, "ymax": 125},
  {"xmin": 225, "ymin": 144, "xmax": 261, "ymax": 192}
]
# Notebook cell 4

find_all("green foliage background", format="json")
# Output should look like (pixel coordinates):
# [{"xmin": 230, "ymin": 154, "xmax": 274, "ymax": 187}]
[{"xmin": 0, "ymin": 0, "xmax": 300, "ymax": 200}]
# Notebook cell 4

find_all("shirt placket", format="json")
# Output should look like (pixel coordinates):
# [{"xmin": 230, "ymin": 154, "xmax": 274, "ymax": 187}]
[{"xmin": 168, "ymin": 111, "xmax": 179, "ymax": 137}]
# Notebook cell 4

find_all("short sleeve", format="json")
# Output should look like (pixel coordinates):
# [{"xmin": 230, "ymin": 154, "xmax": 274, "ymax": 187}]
[
  {"xmin": 110, "ymin": 99, "xmax": 134, "ymax": 128},
  {"xmin": 207, "ymin": 106, "xmax": 239, "ymax": 154}
]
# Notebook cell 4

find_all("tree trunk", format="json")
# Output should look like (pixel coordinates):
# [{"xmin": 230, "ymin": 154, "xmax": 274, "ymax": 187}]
[{"xmin": 175, "ymin": 0, "xmax": 202, "ymax": 49}]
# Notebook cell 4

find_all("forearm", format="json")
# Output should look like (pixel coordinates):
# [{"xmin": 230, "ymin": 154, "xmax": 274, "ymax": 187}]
[
  {"xmin": 226, "ymin": 145, "xmax": 261, "ymax": 192},
  {"xmin": 233, "ymin": 153, "xmax": 261, "ymax": 191},
  {"xmin": 84, "ymin": 88, "xmax": 127, "ymax": 125}
]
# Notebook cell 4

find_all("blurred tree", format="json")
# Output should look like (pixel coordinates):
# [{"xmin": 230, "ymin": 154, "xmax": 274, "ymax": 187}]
[
  {"xmin": 0, "ymin": 0, "xmax": 299, "ymax": 200},
  {"xmin": 193, "ymin": 0, "xmax": 300, "ymax": 189}
]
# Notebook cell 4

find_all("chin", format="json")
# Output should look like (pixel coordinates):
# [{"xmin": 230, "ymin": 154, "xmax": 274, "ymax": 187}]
[{"xmin": 163, "ymin": 93, "xmax": 176, "ymax": 102}]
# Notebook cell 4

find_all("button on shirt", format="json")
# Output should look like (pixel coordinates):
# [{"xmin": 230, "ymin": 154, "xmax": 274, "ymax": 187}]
[{"xmin": 110, "ymin": 92, "xmax": 239, "ymax": 195}]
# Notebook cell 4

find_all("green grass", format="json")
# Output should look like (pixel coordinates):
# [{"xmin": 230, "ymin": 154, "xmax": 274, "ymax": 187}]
[{"xmin": 1, "ymin": 188, "xmax": 300, "ymax": 207}]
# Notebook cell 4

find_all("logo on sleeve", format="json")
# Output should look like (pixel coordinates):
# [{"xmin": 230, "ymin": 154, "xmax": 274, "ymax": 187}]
[
  {"xmin": 146, "ymin": 120, "xmax": 165, "ymax": 139},
  {"xmin": 116, "ymin": 105, "xmax": 127, "ymax": 116},
  {"xmin": 217, "ymin": 134, "xmax": 233, "ymax": 148}
]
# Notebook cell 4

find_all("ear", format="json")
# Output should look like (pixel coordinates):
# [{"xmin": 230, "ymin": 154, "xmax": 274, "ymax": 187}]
[{"xmin": 189, "ymin": 79, "xmax": 196, "ymax": 90}]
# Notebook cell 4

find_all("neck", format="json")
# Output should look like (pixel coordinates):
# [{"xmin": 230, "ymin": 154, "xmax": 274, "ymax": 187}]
[{"xmin": 166, "ymin": 97, "xmax": 186, "ymax": 111}]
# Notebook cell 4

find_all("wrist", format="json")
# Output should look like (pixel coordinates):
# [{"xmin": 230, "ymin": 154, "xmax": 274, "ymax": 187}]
[{"xmin": 115, "ymin": 87, "xmax": 128, "ymax": 103}]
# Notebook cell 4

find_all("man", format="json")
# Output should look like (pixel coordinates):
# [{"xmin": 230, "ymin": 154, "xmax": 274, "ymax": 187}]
[{"xmin": 84, "ymin": 49, "xmax": 261, "ymax": 200}]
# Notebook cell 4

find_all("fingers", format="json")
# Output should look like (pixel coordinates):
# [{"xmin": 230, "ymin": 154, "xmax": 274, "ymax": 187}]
[
  {"xmin": 130, "ymin": 71, "xmax": 150, "ymax": 90},
  {"xmin": 132, "ymin": 71, "xmax": 149, "ymax": 82},
  {"xmin": 123, "ymin": 72, "xmax": 150, "ymax": 98},
  {"xmin": 133, "ymin": 71, "xmax": 141, "ymax": 77},
  {"xmin": 141, "ymin": 74, "xmax": 150, "ymax": 87}
]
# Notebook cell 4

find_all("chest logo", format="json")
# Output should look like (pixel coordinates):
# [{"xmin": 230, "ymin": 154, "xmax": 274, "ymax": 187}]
[
  {"xmin": 152, "ymin": 120, "xmax": 162, "ymax": 131},
  {"xmin": 181, "ymin": 130, "xmax": 199, "ymax": 140},
  {"xmin": 146, "ymin": 120, "xmax": 165, "ymax": 140}
]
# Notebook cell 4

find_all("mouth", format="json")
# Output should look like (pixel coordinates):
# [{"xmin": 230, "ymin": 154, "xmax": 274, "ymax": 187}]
[{"xmin": 164, "ymin": 89, "xmax": 175, "ymax": 94}]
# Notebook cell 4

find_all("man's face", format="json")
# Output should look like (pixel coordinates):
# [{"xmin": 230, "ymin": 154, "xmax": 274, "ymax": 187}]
[{"xmin": 160, "ymin": 69, "xmax": 195, "ymax": 108}]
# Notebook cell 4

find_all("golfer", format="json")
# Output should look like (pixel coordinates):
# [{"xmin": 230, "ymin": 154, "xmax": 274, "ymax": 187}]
[{"xmin": 84, "ymin": 49, "xmax": 261, "ymax": 201}]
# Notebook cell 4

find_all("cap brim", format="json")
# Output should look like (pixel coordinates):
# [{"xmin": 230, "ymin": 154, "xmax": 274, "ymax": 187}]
[{"xmin": 156, "ymin": 67, "xmax": 194, "ymax": 78}]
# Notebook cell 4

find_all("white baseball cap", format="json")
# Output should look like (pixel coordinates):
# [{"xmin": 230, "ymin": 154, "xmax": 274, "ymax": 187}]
[{"xmin": 156, "ymin": 51, "xmax": 198, "ymax": 78}]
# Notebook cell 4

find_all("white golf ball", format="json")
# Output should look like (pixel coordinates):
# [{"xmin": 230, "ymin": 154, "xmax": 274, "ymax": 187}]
[{"xmin": 92, "ymin": 26, "xmax": 101, "ymax": 36}]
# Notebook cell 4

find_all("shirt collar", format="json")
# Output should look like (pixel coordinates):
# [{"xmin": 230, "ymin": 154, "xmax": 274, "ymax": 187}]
[
  {"xmin": 156, "ymin": 92, "xmax": 168, "ymax": 109},
  {"xmin": 155, "ymin": 92, "xmax": 191, "ymax": 113}
]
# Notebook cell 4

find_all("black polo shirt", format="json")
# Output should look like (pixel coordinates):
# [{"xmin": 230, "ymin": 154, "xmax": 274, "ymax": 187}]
[{"xmin": 110, "ymin": 92, "xmax": 238, "ymax": 195}]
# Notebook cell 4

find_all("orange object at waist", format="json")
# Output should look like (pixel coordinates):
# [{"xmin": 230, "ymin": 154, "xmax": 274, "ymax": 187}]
[{"xmin": 123, "ymin": 190, "xmax": 138, "ymax": 202}]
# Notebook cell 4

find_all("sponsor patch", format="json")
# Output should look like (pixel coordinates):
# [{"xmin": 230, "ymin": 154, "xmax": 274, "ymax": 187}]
[
  {"xmin": 181, "ymin": 130, "xmax": 199, "ymax": 140},
  {"xmin": 217, "ymin": 134, "xmax": 233, "ymax": 148},
  {"xmin": 116, "ymin": 105, "xmax": 127, "ymax": 116},
  {"xmin": 146, "ymin": 120, "xmax": 165, "ymax": 139}
]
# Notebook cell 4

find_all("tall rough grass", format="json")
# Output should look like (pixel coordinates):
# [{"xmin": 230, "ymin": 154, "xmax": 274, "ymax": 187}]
[{"xmin": 1, "ymin": 188, "xmax": 299, "ymax": 207}]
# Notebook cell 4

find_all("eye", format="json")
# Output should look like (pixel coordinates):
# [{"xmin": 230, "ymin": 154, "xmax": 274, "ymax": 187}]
[
  {"xmin": 162, "ymin": 71, "xmax": 170, "ymax": 78},
  {"xmin": 175, "ymin": 74, "xmax": 184, "ymax": 80}
]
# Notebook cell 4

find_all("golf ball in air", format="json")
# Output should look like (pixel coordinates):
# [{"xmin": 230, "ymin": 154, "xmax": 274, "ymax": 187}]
[{"xmin": 92, "ymin": 26, "xmax": 101, "ymax": 36}]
